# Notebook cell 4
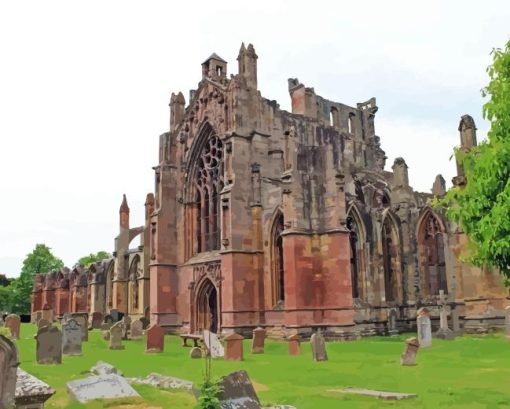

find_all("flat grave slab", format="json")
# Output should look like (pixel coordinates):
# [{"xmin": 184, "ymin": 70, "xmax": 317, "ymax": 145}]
[
  {"xmin": 330, "ymin": 387, "xmax": 417, "ymax": 400},
  {"xmin": 67, "ymin": 374, "xmax": 139, "ymax": 403}
]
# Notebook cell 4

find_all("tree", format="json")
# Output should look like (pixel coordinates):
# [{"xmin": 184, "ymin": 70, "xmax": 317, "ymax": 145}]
[
  {"xmin": 77, "ymin": 251, "xmax": 111, "ymax": 268},
  {"xmin": 0, "ymin": 274, "xmax": 11, "ymax": 287},
  {"xmin": 438, "ymin": 39, "xmax": 510, "ymax": 277},
  {"xmin": 10, "ymin": 244, "xmax": 64, "ymax": 314}
]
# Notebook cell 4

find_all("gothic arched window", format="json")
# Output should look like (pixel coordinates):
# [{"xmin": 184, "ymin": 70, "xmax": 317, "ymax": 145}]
[
  {"xmin": 419, "ymin": 212, "xmax": 447, "ymax": 297},
  {"xmin": 382, "ymin": 217, "xmax": 399, "ymax": 302},
  {"xmin": 196, "ymin": 135, "xmax": 224, "ymax": 252},
  {"xmin": 347, "ymin": 215, "xmax": 362, "ymax": 299},
  {"xmin": 272, "ymin": 212, "xmax": 285, "ymax": 306}
]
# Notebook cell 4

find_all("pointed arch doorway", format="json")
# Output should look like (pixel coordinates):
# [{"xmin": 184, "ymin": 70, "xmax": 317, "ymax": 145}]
[{"xmin": 194, "ymin": 278, "xmax": 219, "ymax": 333}]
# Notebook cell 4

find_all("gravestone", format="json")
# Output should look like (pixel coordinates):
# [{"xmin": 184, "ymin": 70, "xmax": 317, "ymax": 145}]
[
  {"xmin": 310, "ymin": 330, "xmax": 328, "ymax": 361},
  {"xmin": 146, "ymin": 324, "xmax": 165, "ymax": 353},
  {"xmin": 400, "ymin": 337, "xmax": 420, "ymax": 366},
  {"xmin": 15, "ymin": 368, "xmax": 56, "ymax": 407},
  {"xmin": 140, "ymin": 317, "xmax": 150, "ymax": 330},
  {"xmin": 63, "ymin": 319, "xmax": 83, "ymax": 356},
  {"xmin": 190, "ymin": 347, "xmax": 203, "ymax": 359},
  {"xmin": 506, "ymin": 306, "xmax": 510, "ymax": 341},
  {"xmin": 65, "ymin": 313, "xmax": 88, "ymax": 342},
  {"xmin": 103, "ymin": 331, "xmax": 110, "ymax": 341},
  {"xmin": 288, "ymin": 334, "xmax": 300, "ymax": 355},
  {"xmin": 103, "ymin": 314, "xmax": 114, "ymax": 325},
  {"xmin": 203, "ymin": 330, "xmax": 224, "ymax": 358},
  {"xmin": 388, "ymin": 308, "xmax": 398, "ymax": 336},
  {"xmin": 33, "ymin": 311, "xmax": 42, "ymax": 325},
  {"xmin": 224, "ymin": 332, "xmax": 244, "ymax": 361},
  {"xmin": 110, "ymin": 309, "xmax": 120, "ymax": 322},
  {"xmin": 5, "ymin": 314, "xmax": 21, "ymax": 340},
  {"xmin": 416, "ymin": 308, "xmax": 432, "ymax": 348},
  {"xmin": 435, "ymin": 290, "xmax": 455, "ymax": 340},
  {"xmin": 90, "ymin": 312, "xmax": 103, "ymax": 330},
  {"xmin": 130, "ymin": 319, "xmax": 143, "ymax": 340},
  {"xmin": 37, "ymin": 319, "xmax": 51, "ymax": 329},
  {"xmin": 121, "ymin": 316, "xmax": 132, "ymax": 340},
  {"xmin": 218, "ymin": 370, "xmax": 261, "ymax": 409},
  {"xmin": 67, "ymin": 374, "xmax": 139, "ymax": 403},
  {"xmin": 251, "ymin": 327, "xmax": 265, "ymax": 354},
  {"xmin": 0, "ymin": 335, "xmax": 19, "ymax": 409},
  {"xmin": 36, "ymin": 326, "xmax": 62, "ymax": 364},
  {"xmin": 109, "ymin": 322, "xmax": 125, "ymax": 350},
  {"xmin": 41, "ymin": 305, "xmax": 54, "ymax": 323}
]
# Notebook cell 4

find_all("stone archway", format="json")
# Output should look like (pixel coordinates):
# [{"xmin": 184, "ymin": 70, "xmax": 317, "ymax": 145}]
[{"xmin": 194, "ymin": 278, "xmax": 219, "ymax": 333}]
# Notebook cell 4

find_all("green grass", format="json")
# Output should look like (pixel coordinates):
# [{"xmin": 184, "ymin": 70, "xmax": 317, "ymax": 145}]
[{"xmin": 14, "ymin": 324, "xmax": 510, "ymax": 408}]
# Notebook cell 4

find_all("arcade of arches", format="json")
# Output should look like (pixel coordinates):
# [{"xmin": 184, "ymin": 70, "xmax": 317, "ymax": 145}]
[{"xmin": 32, "ymin": 45, "xmax": 509, "ymax": 337}]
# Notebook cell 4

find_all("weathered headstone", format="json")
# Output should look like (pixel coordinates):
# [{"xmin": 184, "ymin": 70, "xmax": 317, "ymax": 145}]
[
  {"xmin": 65, "ymin": 313, "xmax": 88, "ymax": 342},
  {"xmin": 103, "ymin": 331, "xmax": 110, "ymax": 341},
  {"xmin": 251, "ymin": 327, "xmax": 265, "ymax": 354},
  {"xmin": 90, "ymin": 312, "xmax": 103, "ymax": 330},
  {"xmin": 103, "ymin": 314, "xmax": 114, "ymax": 325},
  {"xmin": 15, "ymin": 368, "xmax": 56, "ymax": 408},
  {"xmin": 109, "ymin": 322, "xmax": 125, "ymax": 350},
  {"xmin": 4, "ymin": 314, "xmax": 21, "ymax": 340},
  {"xmin": 388, "ymin": 308, "xmax": 398, "ymax": 336},
  {"xmin": 224, "ymin": 332, "xmax": 244, "ymax": 361},
  {"xmin": 36, "ymin": 326, "xmax": 62, "ymax": 364},
  {"xmin": 505, "ymin": 306, "xmax": 510, "ymax": 341},
  {"xmin": 37, "ymin": 319, "xmax": 51, "ymax": 329},
  {"xmin": 41, "ymin": 305, "xmax": 54, "ymax": 323},
  {"xmin": 140, "ymin": 317, "xmax": 150, "ymax": 330},
  {"xmin": 203, "ymin": 330, "xmax": 224, "ymax": 358},
  {"xmin": 130, "ymin": 319, "xmax": 143, "ymax": 340},
  {"xmin": 288, "ymin": 334, "xmax": 300, "ymax": 355},
  {"xmin": 400, "ymin": 337, "xmax": 420, "ymax": 366},
  {"xmin": 67, "ymin": 374, "xmax": 139, "ymax": 403},
  {"xmin": 189, "ymin": 347, "xmax": 203, "ymax": 359},
  {"xmin": 310, "ymin": 330, "xmax": 328, "ymax": 361},
  {"xmin": 218, "ymin": 370, "xmax": 261, "ymax": 409},
  {"xmin": 90, "ymin": 361, "xmax": 123, "ymax": 376},
  {"xmin": 435, "ymin": 290, "xmax": 455, "ymax": 340},
  {"xmin": 122, "ymin": 316, "xmax": 132, "ymax": 340},
  {"xmin": 62, "ymin": 319, "xmax": 83, "ymax": 356},
  {"xmin": 110, "ymin": 309, "xmax": 120, "ymax": 322},
  {"xmin": 146, "ymin": 324, "xmax": 165, "ymax": 353},
  {"xmin": 416, "ymin": 307, "xmax": 432, "ymax": 348},
  {"xmin": 0, "ymin": 335, "xmax": 19, "ymax": 409}
]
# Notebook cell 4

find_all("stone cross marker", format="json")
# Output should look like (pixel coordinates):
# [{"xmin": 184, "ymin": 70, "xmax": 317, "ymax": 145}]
[
  {"xmin": 416, "ymin": 307, "xmax": 432, "ymax": 348},
  {"xmin": 203, "ymin": 330, "xmax": 224, "ymax": 358},
  {"xmin": 217, "ymin": 370, "xmax": 261, "ymax": 409},
  {"xmin": 62, "ymin": 318, "xmax": 83, "ymax": 356},
  {"xmin": 251, "ymin": 327, "xmax": 265, "ymax": 354},
  {"xmin": 288, "ymin": 334, "xmax": 300, "ymax": 355},
  {"xmin": 109, "ymin": 322, "xmax": 125, "ymax": 350},
  {"xmin": 146, "ymin": 324, "xmax": 165, "ymax": 353},
  {"xmin": 224, "ymin": 332, "xmax": 244, "ymax": 361},
  {"xmin": 310, "ymin": 330, "xmax": 328, "ymax": 361},
  {"xmin": 0, "ymin": 335, "xmax": 19, "ymax": 409},
  {"xmin": 130, "ymin": 319, "xmax": 143, "ymax": 340},
  {"xmin": 36, "ymin": 326, "xmax": 62, "ymax": 364},
  {"xmin": 400, "ymin": 337, "xmax": 420, "ymax": 366},
  {"xmin": 4, "ymin": 314, "xmax": 21, "ymax": 340},
  {"xmin": 435, "ymin": 290, "xmax": 455, "ymax": 340}
]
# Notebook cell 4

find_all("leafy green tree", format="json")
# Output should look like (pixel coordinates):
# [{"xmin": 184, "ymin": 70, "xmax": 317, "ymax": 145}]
[
  {"xmin": 0, "ymin": 284, "xmax": 13, "ymax": 312},
  {"xmin": 10, "ymin": 244, "xmax": 64, "ymax": 314},
  {"xmin": 0, "ymin": 274, "xmax": 11, "ymax": 287},
  {"xmin": 438, "ymin": 39, "xmax": 510, "ymax": 277},
  {"xmin": 77, "ymin": 251, "xmax": 111, "ymax": 268}
]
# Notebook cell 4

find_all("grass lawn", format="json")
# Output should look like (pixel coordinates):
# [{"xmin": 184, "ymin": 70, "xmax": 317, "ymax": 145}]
[{"xmin": 13, "ymin": 324, "xmax": 510, "ymax": 408}]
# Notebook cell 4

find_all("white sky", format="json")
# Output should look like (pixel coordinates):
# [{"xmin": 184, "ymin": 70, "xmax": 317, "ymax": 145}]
[{"xmin": 1, "ymin": 0, "xmax": 509, "ymax": 277}]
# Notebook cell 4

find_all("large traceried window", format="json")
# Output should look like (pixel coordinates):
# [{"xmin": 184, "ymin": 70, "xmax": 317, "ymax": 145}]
[
  {"xmin": 271, "ymin": 212, "xmax": 285, "ymax": 306},
  {"xmin": 195, "ymin": 135, "xmax": 224, "ymax": 252},
  {"xmin": 347, "ymin": 214, "xmax": 362, "ymax": 300},
  {"xmin": 419, "ymin": 212, "xmax": 447, "ymax": 297},
  {"xmin": 382, "ymin": 217, "xmax": 399, "ymax": 302}
]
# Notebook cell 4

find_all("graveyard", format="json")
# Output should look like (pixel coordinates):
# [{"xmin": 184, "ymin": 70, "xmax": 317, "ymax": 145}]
[{"xmin": 2, "ymin": 322, "xmax": 509, "ymax": 409}]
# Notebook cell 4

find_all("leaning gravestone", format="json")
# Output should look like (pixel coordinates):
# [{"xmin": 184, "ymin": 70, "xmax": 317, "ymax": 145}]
[
  {"xmin": 203, "ymin": 330, "xmax": 224, "ymax": 358},
  {"xmin": 218, "ymin": 370, "xmax": 261, "ymax": 409},
  {"xmin": 0, "ymin": 334, "xmax": 19, "ymax": 409},
  {"xmin": 310, "ymin": 330, "xmax": 328, "ymax": 361},
  {"xmin": 109, "ymin": 322, "xmax": 125, "ymax": 350},
  {"xmin": 400, "ymin": 337, "xmax": 420, "ymax": 366},
  {"xmin": 62, "ymin": 319, "xmax": 83, "ymax": 356},
  {"xmin": 251, "ymin": 327, "xmax": 265, "ymax": 354},
  {"xmin": 146, "ymin": 324, "xmax": 165, "ymax": 353},
  {"xmin": 417, "ymin": 308, "xmax": 432, "ymax": 348},
  {"xmin": 130, "ymin": 319, "xmax": 143, "ymax": 340},
  {"xmin": 36, "ymin": 326, "xmax": 62, "ymax": 364},
  {"xmin": 5, "ymin": 314, "xmax": 21, "ymax": 340},
  {"xmin": 67, "ymin": 374, "xmax": 139, "ymax": 403}
]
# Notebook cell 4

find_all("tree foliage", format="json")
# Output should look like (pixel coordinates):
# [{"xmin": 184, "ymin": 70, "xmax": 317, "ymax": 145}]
[
  {"xmin": 438, "ymin": 39, "xmax": 510, "ymax": 277},
  {"xmin": 77, "ymin": 251, "xmax": 111, "ymax": 268},
  {"xmin": 10, "ymin": 244, "xmax": 64, "ymax": 314}
]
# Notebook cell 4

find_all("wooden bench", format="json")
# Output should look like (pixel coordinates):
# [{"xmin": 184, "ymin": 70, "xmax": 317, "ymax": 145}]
[{"xmin": 180, "ymin": 333, "xmax": 203, "ymax": 347}]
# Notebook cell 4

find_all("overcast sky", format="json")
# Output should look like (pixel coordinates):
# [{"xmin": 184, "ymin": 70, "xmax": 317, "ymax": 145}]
[{"xmin": 1, "ymin": 1, "xmax": 509, "ymax": 277}]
